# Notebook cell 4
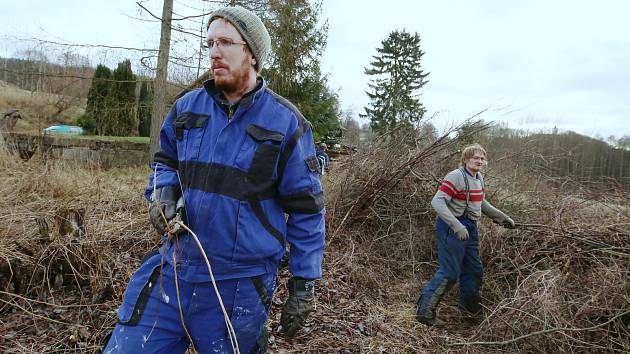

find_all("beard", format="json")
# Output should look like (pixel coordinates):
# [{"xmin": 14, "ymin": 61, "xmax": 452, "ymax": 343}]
[{"xmin": 213, "ymin": 54, "xmax": 253, "ymax": 96}]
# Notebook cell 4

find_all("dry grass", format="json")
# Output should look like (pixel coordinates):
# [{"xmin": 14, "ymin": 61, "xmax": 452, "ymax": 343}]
[
  {"xmin": 0, "ymin": 127, "xmax": 629, "ymax": 353},
  {"xmin": 0, "ymin": 149, "xmax": 154, "ymax": 352},
  {"xmin": 321, "ymin": 130, "xmax": 630, "ymax": 353},
  {"xmin": 0, "ymin": 81, "xmax": 85, "ymax": 131}
]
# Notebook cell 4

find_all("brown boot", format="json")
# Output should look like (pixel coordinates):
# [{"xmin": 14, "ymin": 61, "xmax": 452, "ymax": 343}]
[
  {"xmin": 415, "ymin": 280, "xmax": 454, "ymax": 328},
  {"xmin": 416, "ymin": 313, "xmax": 446, "ymax": 327}
]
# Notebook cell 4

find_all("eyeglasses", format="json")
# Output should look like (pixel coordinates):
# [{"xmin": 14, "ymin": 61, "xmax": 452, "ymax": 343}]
[{"xmin": 206, "ymin": 38, "xmax": 247, "ymax": 50}]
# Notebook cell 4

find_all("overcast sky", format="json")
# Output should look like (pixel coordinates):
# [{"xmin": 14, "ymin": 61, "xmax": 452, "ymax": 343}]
[{"xmin": 2, "ymin": 0, "xmax": 629, "ymax": 139}]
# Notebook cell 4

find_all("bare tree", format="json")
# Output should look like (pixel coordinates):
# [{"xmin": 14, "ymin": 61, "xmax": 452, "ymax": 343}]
[{"xmin": 149, "ymin": 0, "xmax": 174, "ymax": 159}]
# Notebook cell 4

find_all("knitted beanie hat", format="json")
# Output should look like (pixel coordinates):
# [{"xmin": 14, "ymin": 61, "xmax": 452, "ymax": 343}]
[{"xmin": 208, "ymin": 6, "xmax": 271, "ymax": 72}]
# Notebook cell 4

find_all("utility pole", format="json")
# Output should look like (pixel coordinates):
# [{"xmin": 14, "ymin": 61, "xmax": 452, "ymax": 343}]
[{"xmin": 149, "ymin": 0, "xmax": 173, "ymax": 159}]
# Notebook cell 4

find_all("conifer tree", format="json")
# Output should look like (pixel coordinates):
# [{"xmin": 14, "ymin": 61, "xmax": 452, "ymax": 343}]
[
  {"xmin": 85, "ymin": 64, "xmax": 112, "ymax": 135},
  {"xmin": 138, "ymin": 80, "xmax": 153, "ymax": 137},
  {"xmin": 363, "ymin": 30, "xmax": 429, "ymax": 135},
  {"xmin": 108, "ymin": 59, "xmax": 136, "ymax": 136},
  {"xmin": 263, "ymin": 0, "xmax": 340, "ymax": 140}
]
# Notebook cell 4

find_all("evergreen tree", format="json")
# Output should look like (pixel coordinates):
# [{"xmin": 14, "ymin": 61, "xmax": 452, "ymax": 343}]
[
  {"xmin": 138, "ymin": 79, "xmax": 153, "ymax": 137},
  {"xmin": 108, "ymin": 59, "xmax": 137, "ymax": 136},
  {"xmin": 362, "ymin": 30, "xmax": 429, "ymax": 135},
  {"xmin": 85, "ymin": 64, "xmax": 112, "ymax": 135},
  {"xmin": 76, "ymin": 113, "xmax": 96, "ymax": 134},
  {"xmin": 263, "ymin": 0, "xmax": 340, "ymax": 140}
]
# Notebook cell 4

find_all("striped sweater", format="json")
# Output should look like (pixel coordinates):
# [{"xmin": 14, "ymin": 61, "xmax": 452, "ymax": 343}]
[{"xmin": 431, "ymin": 168, "xmax": 509, "ymax": 233}]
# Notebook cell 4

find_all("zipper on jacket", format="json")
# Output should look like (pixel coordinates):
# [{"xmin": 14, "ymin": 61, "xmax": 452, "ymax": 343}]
[{"xmin": 227, "ymin": 104, "xmax": 235, "ymax": 120}]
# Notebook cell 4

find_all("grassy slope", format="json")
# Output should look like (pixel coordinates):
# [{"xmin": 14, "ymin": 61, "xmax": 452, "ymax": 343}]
[
  {"xmin": 1, "ymin": 81, "xmax": 149, "ymax": 144},
  {"xmin": 0, "ymin": 80, "xmax": 85, "ymax": 130}
]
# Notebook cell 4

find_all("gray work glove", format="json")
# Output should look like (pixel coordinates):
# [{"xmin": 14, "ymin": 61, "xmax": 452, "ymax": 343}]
[
  {"xmin": 280, "ymin": 277, "xmax": 315, "ymax": 338},
  {"xmin": 502, "ymin": 216, "xmax": 516, "ymax": 229},
  {"xmin": 455, "ymin": 227, "xmax": 470, "ymax": 241},
  {"xmin": 148, "ymin": 186, "xmax": 185, "ymax": 236}
]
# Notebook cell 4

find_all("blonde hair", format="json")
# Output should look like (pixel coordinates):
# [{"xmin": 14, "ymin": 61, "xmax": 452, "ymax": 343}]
[{"xmin": 460, "ymin": 144, "xmax": 487, "ymax": 166}]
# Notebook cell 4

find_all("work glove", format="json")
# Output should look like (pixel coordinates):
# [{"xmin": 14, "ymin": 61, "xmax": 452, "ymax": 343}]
[
  {"xmin": 280, "ymin": 277, "xmax": 315, "ymax": 338},
  {"xmin": 148, "ymin": 186, "xmax": 185, "ymax": 236},
  {"xmin": 502, "ymin": 216, "xmax": 516, "ymax": 229},
  {"xmin": 455, "ymin": 227, "xmax": 470, "ymax": 241}
]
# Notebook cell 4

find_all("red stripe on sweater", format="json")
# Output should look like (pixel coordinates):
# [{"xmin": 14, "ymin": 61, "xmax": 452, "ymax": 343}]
[
  {"xmin": 453, "ymin": 194, "xmax": 484, "ymax": 202},
  {"xmin": 442, "ymin": 180, "xmax": 483, "ymax": 193},
  {"xmin": 439, "ymin": 185, "xmax": 455, "ymax": 197},
  {"xmin": 442, "ymin": 180, "xmax": 459, "ymax": 192}
]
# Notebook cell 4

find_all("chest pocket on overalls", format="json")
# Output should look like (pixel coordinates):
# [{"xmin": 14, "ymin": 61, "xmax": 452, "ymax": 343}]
[
  {"xmin": 239, "ymin": 124, "xmax": 286, "ymax": 247},
  {"xmin": 244, "ymin": 124, "xmax": 284, "ymax": 184},
  {"xmin": 174, "ymin": 112, "xmax": 208, "ymax": 160}
]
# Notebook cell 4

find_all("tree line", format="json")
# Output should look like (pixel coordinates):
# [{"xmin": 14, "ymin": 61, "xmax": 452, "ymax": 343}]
[
  {"xmin": 461, "ymin": 123, "xmax": 630, "ymax": 185},
  {"xmin": 0, "ymin": 56, "xmax": 93, "ymax": 98},
  {"xmin": 6, "ymin": 0, "xmax": 627, "ymax": 189},
  {"xmin": 77, "ymin": 60, "xmax": 153, "ymax": 137},
  {"xmin": 1, "ymin": 1, "xmax": 433, "ymax": 145}
]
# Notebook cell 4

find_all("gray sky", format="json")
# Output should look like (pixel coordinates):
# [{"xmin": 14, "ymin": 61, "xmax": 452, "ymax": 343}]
[{"xmin": 2, "ymin": 0, "xmax": 629, "ymax": 139}]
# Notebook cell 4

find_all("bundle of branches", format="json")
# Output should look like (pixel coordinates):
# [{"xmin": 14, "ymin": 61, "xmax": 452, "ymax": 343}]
[
  {"xmin": 0, "ymin": 150, "xmax": 155, "ymax": 352},
  {"xmin": 322, "ymin": 122, "xmax": 629, "ymax": 352},
  {"xmin": 468, "ymin": 179, "xmax": 630, "ymax": 353}
]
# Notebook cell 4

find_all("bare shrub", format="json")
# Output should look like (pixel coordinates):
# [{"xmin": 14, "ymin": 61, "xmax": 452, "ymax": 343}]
[
  {"xmin": 323, "ymin": 123, "xmax": 630, "ymax": 352},
  {"xmin": 0, "ymin": 149, "xmax": 155, "ymax": 351}
]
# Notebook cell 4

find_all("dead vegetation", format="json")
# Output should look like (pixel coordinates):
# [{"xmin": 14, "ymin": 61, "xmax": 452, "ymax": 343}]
[
  {"xmin": 0, "ymin": 150, "xmax": 154, "ymax": 352},
  {"xmin": 320, "ymin": 126, "xmax": 630, "ymax": 353},
  {"xmin": 0, "ymin": 80, "xmax": 85, "ymax": 132},
  {"xmin": 0, "ymin": 124, "xmax": 629, "ymax": 353}
]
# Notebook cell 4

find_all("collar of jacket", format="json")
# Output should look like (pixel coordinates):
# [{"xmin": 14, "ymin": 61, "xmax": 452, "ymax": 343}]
[{"xmin": 202, "ymin": 78, "xmax": 266, "ymax": 112}]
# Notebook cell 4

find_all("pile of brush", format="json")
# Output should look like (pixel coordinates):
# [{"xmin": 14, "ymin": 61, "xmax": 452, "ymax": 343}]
[
  {"xmin": 0, "ymin": 149, "xmax": 155, "ymax": 352},
  {"xmin": 0, "ymin": 120, "xmax": 628, "ymax": 353},
  {"xmin": 320, "ymin": 124, "xmax": 630, "ymax": 353}
]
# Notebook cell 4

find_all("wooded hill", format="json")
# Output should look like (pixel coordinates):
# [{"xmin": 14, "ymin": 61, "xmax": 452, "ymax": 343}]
[
  {"xmin": 1, "ymin": 57, "xmax": 93, "ymax": 98},
  {"xmin": 482, "ymin": 128, "xmax": 630, "ymax": 184}
]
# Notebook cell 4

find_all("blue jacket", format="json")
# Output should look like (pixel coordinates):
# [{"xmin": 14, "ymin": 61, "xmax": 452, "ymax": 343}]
[{"xmin": 146, "ymin": 79, "xmax": 325, "ymax": 282}]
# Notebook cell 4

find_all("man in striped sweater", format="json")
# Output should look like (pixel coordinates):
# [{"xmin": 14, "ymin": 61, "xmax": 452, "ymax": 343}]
[{"xmin": 415, "ymin": 144, "xmax": 515, "ymax": 326}]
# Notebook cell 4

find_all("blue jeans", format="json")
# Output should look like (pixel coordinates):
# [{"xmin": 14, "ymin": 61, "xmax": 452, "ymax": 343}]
[
  {"xmin": 103, "ymin": 253, "xmax": 276, "ymax": 353},
  {"xmin": 417, "ymin": 217, "xmax": 484, "ymax": 318}
]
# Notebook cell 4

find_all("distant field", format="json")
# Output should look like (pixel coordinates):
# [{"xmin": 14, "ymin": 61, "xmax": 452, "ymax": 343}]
[
  {"xmin": 0, "ymin": 80, "xmax": 86, "ymax": 130},
  {"xmin": 1, "ymin": 81, "xmax": 152, "ymax": 146}
]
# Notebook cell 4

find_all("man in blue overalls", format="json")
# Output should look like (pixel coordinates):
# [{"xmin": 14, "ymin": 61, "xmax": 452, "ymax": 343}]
[
  {"xmin": 103, "ymin": 6, "xmax": 325, "ymax": 353},
  {"xmin": 415, "ymin": 144, "xmax": 515, "ymax": 326}
]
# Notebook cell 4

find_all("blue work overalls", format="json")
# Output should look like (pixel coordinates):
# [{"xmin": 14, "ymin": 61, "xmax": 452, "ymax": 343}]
[
  {"xmin": 416, "ymin": 216, "xmax": 484, "ymax": 319},
  {"xmin": 103, "ymin": 253, "xmax": 275, "ymax": 354},
  {"xmin": 103, "ymin": 78, "xmax": 325, "ymax": 353}
]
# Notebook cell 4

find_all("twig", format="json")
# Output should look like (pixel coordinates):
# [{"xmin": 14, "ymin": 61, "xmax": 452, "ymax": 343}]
[
  {"xmin": 0, "ymin": 297, "xmax": 68, "ymax": 325},
  {"xmin": 451, "ymin": 308, "xmax": 630, "ymax": 346},
  {"xmin": 0, "ymin": 290, "xmax": 95, "ymax": 308}
]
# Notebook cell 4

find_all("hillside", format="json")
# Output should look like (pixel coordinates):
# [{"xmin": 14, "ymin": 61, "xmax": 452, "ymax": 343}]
[
  {"xmin": 1, "ymin": 56, "xmax": 189, "ymax": 133},
  {"xmin": 0, "ymin": 80, "xmax": 85, "ymax": 131},
  {"xmin": 481, "ymin": 127, "xmax": 630, "ymax": 185}
]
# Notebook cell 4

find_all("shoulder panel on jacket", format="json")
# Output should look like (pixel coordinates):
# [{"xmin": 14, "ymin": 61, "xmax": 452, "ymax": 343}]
[{"xmin": 265, "ymin": 88, "xmax": 313, "ymax": 130}]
